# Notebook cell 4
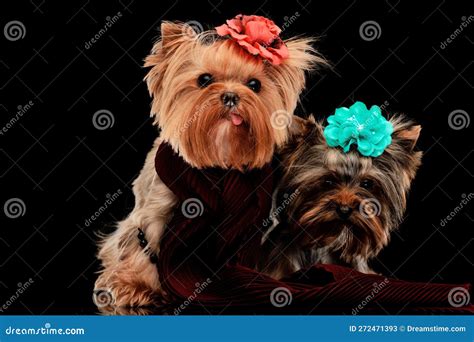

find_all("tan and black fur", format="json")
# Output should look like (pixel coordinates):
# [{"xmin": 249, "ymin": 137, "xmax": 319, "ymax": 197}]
[
  {"xmin": 94, "ymin": 21, "xmax": 324, "ymax": 311},
  {"xmin": 259, "ymin": 115, "xmax": 422, "ymax": 278}
]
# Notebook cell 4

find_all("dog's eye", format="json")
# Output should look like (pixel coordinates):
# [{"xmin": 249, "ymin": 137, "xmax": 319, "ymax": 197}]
[
  {"xmin": 360, "ymin": 179, "xmax": 374, "ymax": 189},
  {"xmin": 322, "ymin": 179, "xmax": 335, "ymax": 188},
  {"xmin": 246, "ymin": 78, "xmax": 261, "ymax": 93},
  {"xmin": 197, "ymin": 73, "xmax": 214, "ymax": 88}
]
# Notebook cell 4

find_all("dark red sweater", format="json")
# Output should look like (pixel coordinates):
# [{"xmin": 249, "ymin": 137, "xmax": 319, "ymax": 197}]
[{"xmin": 155, "ymin": 142, "xmax": 473, "ymax": 314}]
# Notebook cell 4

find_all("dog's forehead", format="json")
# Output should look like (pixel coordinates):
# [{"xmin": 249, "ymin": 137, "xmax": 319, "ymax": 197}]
[
  {"xmin": 197, "ymin": 40, "xmax": 265, "ymax": 79},
  {"xmin": 324, "ymin": 148, "xmax": 372, "ymax": 176}
]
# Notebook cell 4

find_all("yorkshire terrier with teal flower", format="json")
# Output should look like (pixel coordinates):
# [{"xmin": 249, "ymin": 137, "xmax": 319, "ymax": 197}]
[{"xmin": 260, "ymin": 102, "xmax": 422, "ymax": 277}]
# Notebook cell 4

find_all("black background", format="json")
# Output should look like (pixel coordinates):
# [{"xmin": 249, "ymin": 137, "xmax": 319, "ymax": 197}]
[{"xmin": 1, "ymin": 0, "xmax": 472, "ymax": 314}]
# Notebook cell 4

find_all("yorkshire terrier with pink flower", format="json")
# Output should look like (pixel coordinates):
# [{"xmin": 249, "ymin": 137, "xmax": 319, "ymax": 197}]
[
  {"xmin": 94, "ymin": 14, "xmax": 324, "ymax": 310},
  {"xmin": 93, "ymin": 14, "xmax": 427, "ymax": 312}
]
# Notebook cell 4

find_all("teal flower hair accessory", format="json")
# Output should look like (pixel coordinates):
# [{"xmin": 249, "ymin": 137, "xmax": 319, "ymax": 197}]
[{"xmin": 323, "ymin": 101, "xmax": 394, "ymax": 157}]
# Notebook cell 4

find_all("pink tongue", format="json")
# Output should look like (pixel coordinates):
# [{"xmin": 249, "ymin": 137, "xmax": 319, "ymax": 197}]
[{"xmin": 230, "ymin": 113, "xmax": 243, "ymax": 126}]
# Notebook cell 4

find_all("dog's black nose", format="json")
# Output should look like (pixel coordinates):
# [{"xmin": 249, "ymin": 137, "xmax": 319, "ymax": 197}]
[
  {"xmin": 336, "ymin": 205, "xmax": 353, "ymax": 220},
  {"xmin": 221, "ymin": 92, "xmax": 240, "ymax": 107}
]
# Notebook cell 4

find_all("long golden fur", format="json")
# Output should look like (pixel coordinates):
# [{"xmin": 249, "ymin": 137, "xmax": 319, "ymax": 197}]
[{"xmin": 94, "ymin": 21, "xmax": 324, "ymax": 312}]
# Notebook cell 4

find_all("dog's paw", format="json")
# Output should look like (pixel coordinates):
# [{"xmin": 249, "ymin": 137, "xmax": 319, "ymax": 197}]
[{"xmin": 94, "ymin": 272, "xmax": 163, "ymax": 312}]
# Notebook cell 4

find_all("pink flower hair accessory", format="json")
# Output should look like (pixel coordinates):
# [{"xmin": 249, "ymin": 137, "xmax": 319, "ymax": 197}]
[{"xmin": 215, "ymin": 14, "xmax": 289, "ymax": 65}]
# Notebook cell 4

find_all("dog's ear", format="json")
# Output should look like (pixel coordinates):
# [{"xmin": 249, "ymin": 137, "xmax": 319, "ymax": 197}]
[
  {"xmin": 266, "ymin": 38, "xmax": 327, "ymax": 115},
  {"xmin": 146, "ymin": 21, "xmax": 188, "ymax": 58},
  {"xmin": 160, "ymin": 21, "xmax": 186, "ymax": 50},
  {"xmin": 306, "ymin": 114, "xmax": 326, "ymax": 145},
  {"xmin": 394, "ymin": 124, "xmax": 421, "ymax": 152},
  {"xmin": 144, "ymin": 22, "xmax": 192, "ymax": 119},
  {"xmin": 285, "ymin": 114, "xmax": 326, "ymax": 147},
  {"xmin": 378, "ymin": 116, "xmax": 422, "ymax": 186},
  {"xmin": 288, "ymin": 115, "xmax": 314, "ymax": 139},
  {"xmin": 390, "ymin": 116, "xmax": 422, "ymax": 152}
]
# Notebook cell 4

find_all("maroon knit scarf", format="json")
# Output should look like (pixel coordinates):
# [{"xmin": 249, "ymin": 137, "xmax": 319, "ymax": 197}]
[{"xmin": 155, "ymin": 142, "xmax": 473, "ymax": 314}]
